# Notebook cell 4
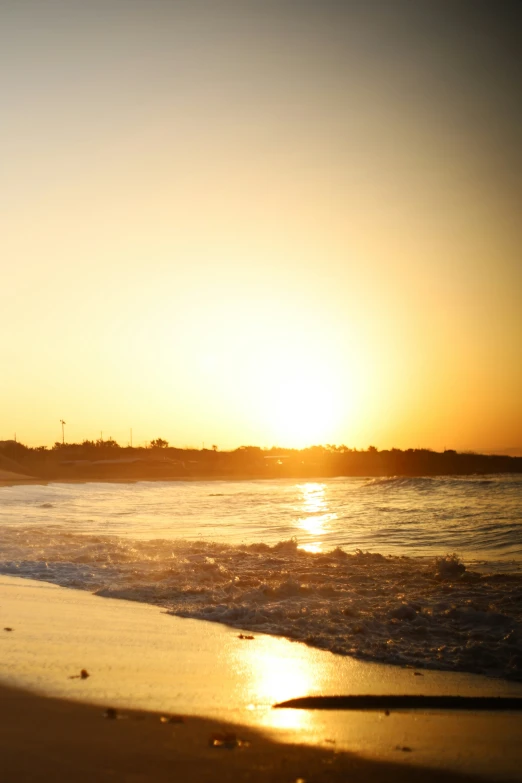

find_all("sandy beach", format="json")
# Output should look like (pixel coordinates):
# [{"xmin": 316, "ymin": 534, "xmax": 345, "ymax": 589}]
[
  {"xmin": 1, "ymin": 680, "xmax": 493, "ymax": 783},
  {"xmin": 2, "ymin": 576, "xmax": 522, "ymax": 781},
  {"xmin": 4, "ymin": 0, "xmax": 522, "ymax": 778}
]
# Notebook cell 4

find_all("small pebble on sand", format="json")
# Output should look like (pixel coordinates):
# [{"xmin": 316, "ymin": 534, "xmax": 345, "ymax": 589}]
[{"xmin": 160, "ymin": 715, "xmax": 185, "ymax": 724}]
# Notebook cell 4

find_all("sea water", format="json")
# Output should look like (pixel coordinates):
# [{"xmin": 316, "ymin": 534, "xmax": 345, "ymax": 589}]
[{"xmin": 1, "ymin": 476, "xmax": 521, "ymax": 680}]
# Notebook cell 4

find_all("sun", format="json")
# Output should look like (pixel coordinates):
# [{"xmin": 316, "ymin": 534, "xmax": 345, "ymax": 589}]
[{"xmin": 263, "ymin": 373, "xmax": 341, "ymax": 448}]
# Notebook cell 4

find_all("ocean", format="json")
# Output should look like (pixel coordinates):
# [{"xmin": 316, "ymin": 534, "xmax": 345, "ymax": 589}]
[{"xmin": 1, "ymin": 475, "xmax": 522, "ymax": 680}]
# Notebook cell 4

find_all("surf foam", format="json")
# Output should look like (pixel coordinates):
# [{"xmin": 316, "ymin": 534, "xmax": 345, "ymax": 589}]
[{"xmin": 1, "ymin": 527, "xmax": 521, "ymax": 681}]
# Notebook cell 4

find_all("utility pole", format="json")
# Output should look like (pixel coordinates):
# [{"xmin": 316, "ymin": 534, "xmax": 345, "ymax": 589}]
[{"xmin": 60, "ymin": 419, "xmax": 66, "ymax": 445}]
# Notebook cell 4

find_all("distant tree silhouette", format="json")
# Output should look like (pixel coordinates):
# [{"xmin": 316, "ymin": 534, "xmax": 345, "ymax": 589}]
[
  {"xmin": 3, "ymin": 438, "xmax": 522, "ymax": 479},
  {"xmin": 96, "ymin": 438, "xmax": 120, "ymax": 449},
  {"xmin": 150, "ymin": 438, "xmax": 169, "ymax": 449}
]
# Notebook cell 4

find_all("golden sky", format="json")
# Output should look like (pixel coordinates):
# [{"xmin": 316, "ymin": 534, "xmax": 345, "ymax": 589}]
[{"xmin": 2, "ymin": 1, "xmax": 521, "ymax": 450}]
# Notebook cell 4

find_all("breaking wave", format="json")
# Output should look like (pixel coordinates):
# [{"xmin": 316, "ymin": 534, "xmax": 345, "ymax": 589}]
[
  {"xmin": 364, "ymin": 476, "xmax": 500, "ymax": 490},
  {"xmin": 1, "ymin": 526, "xmax": 522, "ymax": 682}
]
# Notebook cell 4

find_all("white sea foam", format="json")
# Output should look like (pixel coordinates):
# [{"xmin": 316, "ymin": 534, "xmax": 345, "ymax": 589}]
[{"xmin": 1, "ymin": 527, "xmax": 521, "ymax": 681}]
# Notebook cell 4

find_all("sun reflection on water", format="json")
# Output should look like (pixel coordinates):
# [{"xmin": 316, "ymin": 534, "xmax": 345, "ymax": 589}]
[
  {"xmin": 299, "ymin": 542, "xmax": 322, "ymax": 554},
  {"xmin": 301, "ymin": 482, "xmax": 326, "ymax": 510},
  {"xmin": 296, "ymin": 483, "xmax": 337, "ymax": 553}
]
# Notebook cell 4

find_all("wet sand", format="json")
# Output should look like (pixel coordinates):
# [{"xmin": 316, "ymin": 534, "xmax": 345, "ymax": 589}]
[
  {"xmin": 0, "ymin": 681, "xmax": 487, "ymax": 783},
  {"xmin": 2, "ymin": 575, "xmax": 522, "ymax": 781}
]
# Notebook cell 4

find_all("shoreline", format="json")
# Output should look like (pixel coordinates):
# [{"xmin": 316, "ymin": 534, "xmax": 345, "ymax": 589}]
[
  {"xmin": 0, "ymin": 474, "xmax": 303, "ymax": 487},
  {"xmin": 2, "ymin": 471, "xmax": 522, "ymax": 488},
  {"xmin": 2, "ymin": 575, "xmax": 522, "ymax": 781}
]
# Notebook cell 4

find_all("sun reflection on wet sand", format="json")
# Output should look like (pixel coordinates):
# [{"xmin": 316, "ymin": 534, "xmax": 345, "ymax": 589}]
[
  {"xmin": 296, "ymin": 483, "xmax": 337, "ymax": 553},
  {"xmin": 244, "ymin": 645, "xmax": 315, "ymax": 731}
]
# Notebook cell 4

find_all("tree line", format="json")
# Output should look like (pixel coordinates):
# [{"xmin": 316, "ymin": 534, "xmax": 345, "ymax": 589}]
[{"xmin": 1, "ymin": 438, "xmax": 521, "ymax": 479}]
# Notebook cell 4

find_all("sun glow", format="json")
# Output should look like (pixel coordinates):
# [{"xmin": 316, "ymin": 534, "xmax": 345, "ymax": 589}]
[
  {"xmin": 267, "ymin": 375, "xmax": 339, "ymax": 447},
  {"xmin": 245, "ymin": 338, "xmax": 349, "ymax": 448}
]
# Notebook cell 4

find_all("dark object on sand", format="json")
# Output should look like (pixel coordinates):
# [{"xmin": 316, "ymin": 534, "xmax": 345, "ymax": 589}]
[
  {"xmin": 209, "ymin": 732, "xmax": 238, "ymax": 748},
  {"xmin": 69, "ymin": 669, "xmax": 90, "ymax": 680},
  {"xmin": 209, "ymin": 732, "xmax": 249, "ymax": 748},
  {"xmin": 238, "ymin": 634, "xmax": 255, "ymax": 640},
  {"xmin": 104, "ymin": 708, "xmax": 118, "ymax": 719},
  {"xmin": 160, "ymin": 715, "xmax": 185, "ymax": 724},
  {"xmin": 4, "ymin": 627, "xmax": 13, "ymax": 631},
  {"xmin": 274, "ymin": 695, "xmax": 522, "ymax": 712}
]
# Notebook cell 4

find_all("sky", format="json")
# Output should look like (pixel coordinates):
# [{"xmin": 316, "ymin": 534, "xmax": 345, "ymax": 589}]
[{"xmin": 2, "ymin": 0, "xmax": 521, "ymax": 451}]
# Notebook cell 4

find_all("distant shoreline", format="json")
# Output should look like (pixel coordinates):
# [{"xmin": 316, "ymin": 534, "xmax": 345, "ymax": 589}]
[
  {"xmin": 0, "ymin": 475, "xmax": 267, "ymax": 487},
  {"xmin": 2, "ymin": 470, "xmax": 522, "ymax": 489},
  {"xmin": 2, "ymin": 443, "xmax": 521, "ymax": 488}
]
